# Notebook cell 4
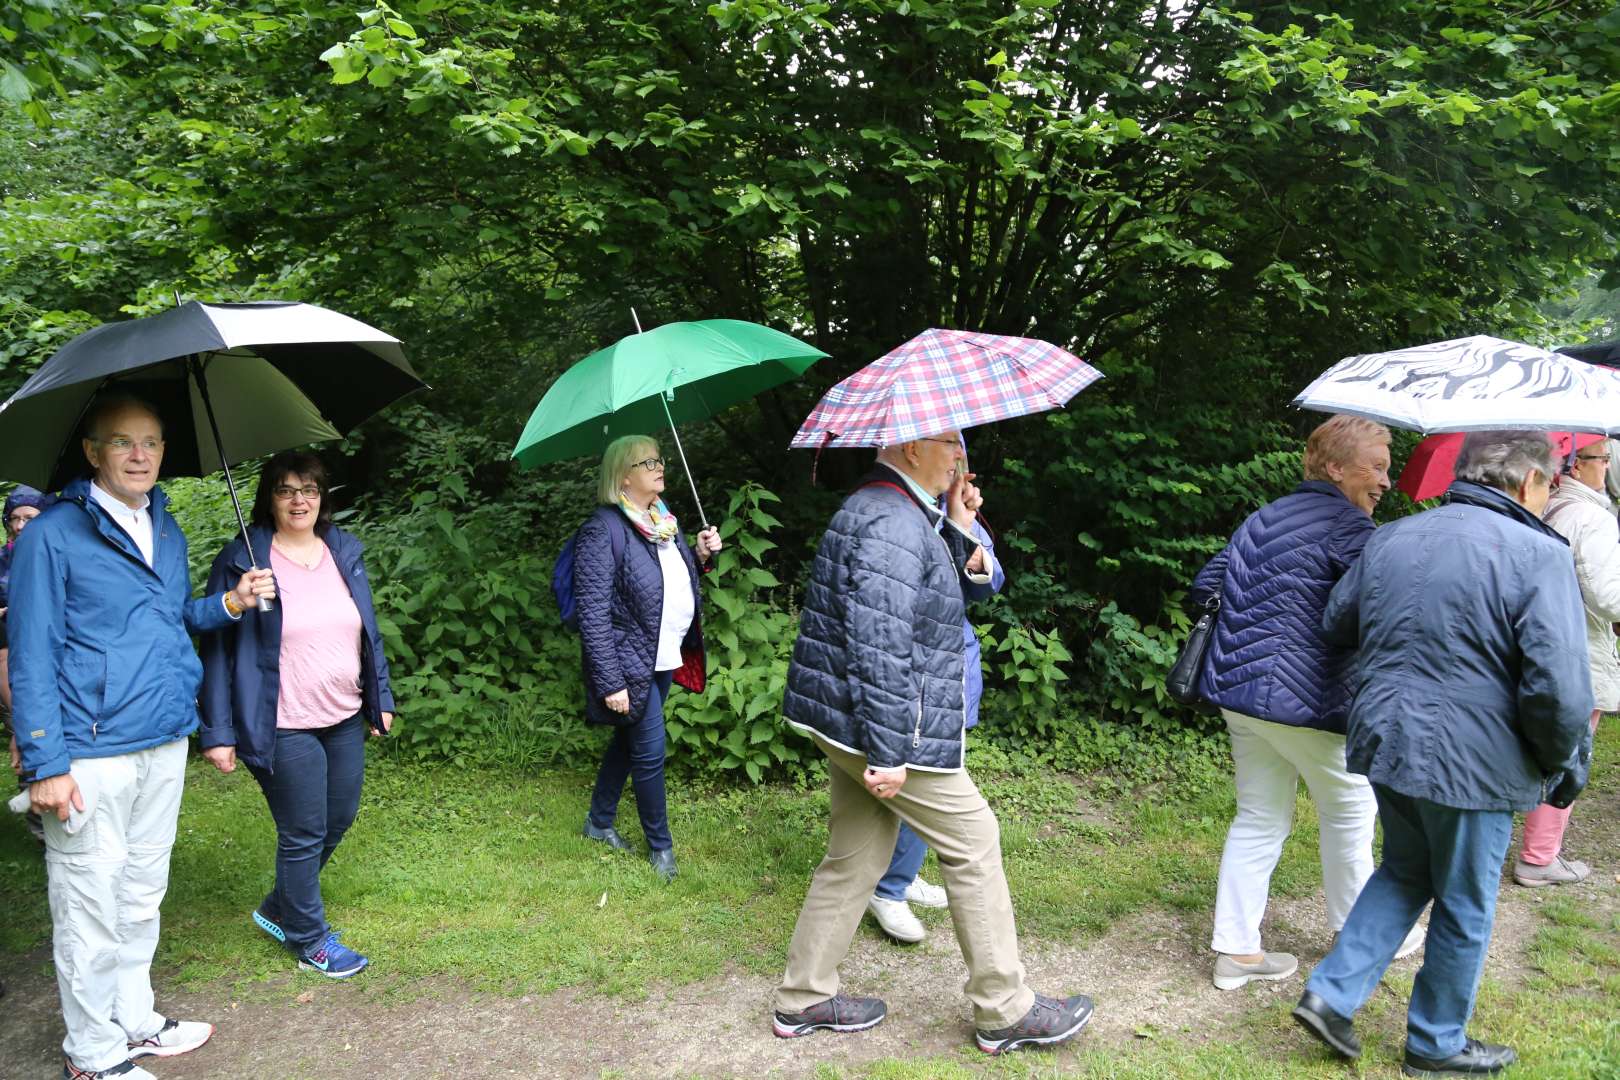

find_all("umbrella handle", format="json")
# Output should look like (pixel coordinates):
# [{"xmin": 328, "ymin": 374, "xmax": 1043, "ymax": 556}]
[{"xmin": 657, "ymin": 387, "xmax": 709, "ymax": 532}]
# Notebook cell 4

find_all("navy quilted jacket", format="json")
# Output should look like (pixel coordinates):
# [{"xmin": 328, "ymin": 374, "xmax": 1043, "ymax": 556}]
[
  {"xmin": 782, "ymin": 466, "xmax": 982, "ymax": 772},
  {"xmin": 573, "ymin": 506, "xmax": 705, "ymax": 727},
  {"xmin": 1187, "ymin": 481, "xmax": 1372, "ymax": 734}
]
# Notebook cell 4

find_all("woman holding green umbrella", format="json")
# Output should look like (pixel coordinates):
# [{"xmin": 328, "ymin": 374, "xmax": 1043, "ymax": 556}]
[{"xmin": 576, "ymin": 434, "xmax": 721, "ymax": 882}]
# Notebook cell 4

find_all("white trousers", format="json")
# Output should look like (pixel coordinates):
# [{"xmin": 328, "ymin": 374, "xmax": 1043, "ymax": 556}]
[
  {"xmin": 1211, "ymin": 710, "xmax": 1376, "ymax": 956},
  {"xmin": 42, "ymin": 738, "xmax": 186, "ymax": 1072}
]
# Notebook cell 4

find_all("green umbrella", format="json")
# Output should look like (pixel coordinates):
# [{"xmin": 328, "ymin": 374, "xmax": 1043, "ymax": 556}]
[{"xmin": 511, "ymin": 316, "xmax": 828, "ymax": 525}]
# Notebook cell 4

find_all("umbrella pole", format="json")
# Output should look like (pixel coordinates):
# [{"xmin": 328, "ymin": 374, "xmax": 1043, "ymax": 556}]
[
  {"xmin": 189, "ymin": 356, "xmax": 275, "ymax": 613},
  {"xmin": 658, "ymin": 390, "xmax": 709, "ymax": 530}
]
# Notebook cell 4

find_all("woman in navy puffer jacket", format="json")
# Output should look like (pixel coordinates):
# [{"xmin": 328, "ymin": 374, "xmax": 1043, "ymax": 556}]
[
  {"xmin": 1188, "ymin": 415, "xmax": 1421, "ymax": 991},
  {"xmin": 574, "ymin": 435, "xmax": 720, "ymax": 882}
]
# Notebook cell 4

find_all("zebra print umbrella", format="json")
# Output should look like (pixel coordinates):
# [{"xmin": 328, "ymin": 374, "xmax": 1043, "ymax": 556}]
[{"xmin": 1293, "ymin": 335, "xmax": 1620, "ymax": 434}]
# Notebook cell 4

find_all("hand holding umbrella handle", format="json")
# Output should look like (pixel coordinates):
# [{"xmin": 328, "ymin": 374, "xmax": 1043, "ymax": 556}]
[{"xmin": 232, "ymin": 567, "xmax": 277, "ymax": 614}]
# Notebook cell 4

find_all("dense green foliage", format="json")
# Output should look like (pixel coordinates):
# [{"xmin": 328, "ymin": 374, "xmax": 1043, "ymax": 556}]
[{"xmin": 3, "ymin": 1, "xmax": 1618, "ymax": 775}]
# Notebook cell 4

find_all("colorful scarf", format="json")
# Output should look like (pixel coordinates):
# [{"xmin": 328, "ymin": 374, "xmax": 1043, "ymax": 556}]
[{"xmin": 618, "ymin": 494, "xmax": 679, "ymax": 544}]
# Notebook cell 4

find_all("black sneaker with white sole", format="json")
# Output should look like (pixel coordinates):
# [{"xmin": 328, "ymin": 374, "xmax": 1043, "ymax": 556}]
[
  {"xmin": 976, "ymin": 992, "xmax": 1095, "ymax": 1055},
  {"xmin": 772, "ymin": 992, "xmax": 887, "ymax": 1038}
]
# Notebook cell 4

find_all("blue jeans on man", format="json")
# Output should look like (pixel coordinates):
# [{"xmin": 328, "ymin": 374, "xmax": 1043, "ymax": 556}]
[
  {"xmin": 1305, "ymin": 783, "xmax": 1513, "ymax": 1060},
  {"xmin": 247, "ymin": 713, "xmax": 367, "ymax": 953},
  {"xmin": 588, "ymin": 670, "xmax": 675, "ymax": 851}
]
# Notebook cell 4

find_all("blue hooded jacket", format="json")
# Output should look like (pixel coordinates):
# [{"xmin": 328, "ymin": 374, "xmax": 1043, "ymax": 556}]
[
  {"xmin": 1188, "ymin": 481, "xmax": 1373, "ymax": 734},
  {"xmin": 198, "ymin": 524, "xmax": 395, "ymax": 773},
  {"xmin": 1323, "ymin": 480, "xmax": 1594, "ymax": 812},
  {"xmin": 9, "ymin": 477, "xmax": 237, "ymax": 782}
]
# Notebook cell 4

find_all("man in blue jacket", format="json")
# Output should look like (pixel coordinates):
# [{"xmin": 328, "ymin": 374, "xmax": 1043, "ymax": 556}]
[
  {"xmin": 772, "ymin": 430, "xmax": 1093, "ymax": 1055},
  {"xmin": 10, "ymin": 396, "xmax": 275, "ymax": 1080},
  {"xmin": 1292, "ymin": 430, "xmax": 1594, "ymax": 1078}
]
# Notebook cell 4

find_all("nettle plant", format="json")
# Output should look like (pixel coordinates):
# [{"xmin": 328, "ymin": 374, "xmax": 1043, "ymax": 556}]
[{"xmin": 664, "ymin": 482, "xmax": 802, "ymax": 783}]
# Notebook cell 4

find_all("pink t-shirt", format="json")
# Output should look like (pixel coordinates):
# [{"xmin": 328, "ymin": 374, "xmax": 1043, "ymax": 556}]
[{"xmin": 270, "ymin": 544, "xmax": 364, "ymax": 730}]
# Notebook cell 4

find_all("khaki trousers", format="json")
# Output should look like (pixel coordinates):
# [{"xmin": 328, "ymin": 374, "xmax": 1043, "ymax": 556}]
[{"xmin": 775, "ymin": 736, "xmax": 1034, "ymax": 1027}]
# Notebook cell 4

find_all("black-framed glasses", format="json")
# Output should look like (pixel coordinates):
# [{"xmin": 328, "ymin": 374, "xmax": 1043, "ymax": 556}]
[
  {"xmin": 631, "ymin": 457, "xmax": 666, "ymax": 471},
  {"xmin": 917, "ymin": 436, "xmax": 962, "ymax": 448},
  {"xmin": 1577, "ymin": 453, "xmax": 1613, "ymax": 463},
  {"xmin": 273, "ymin": 485, "xmax": 322, "ymax": 501}
]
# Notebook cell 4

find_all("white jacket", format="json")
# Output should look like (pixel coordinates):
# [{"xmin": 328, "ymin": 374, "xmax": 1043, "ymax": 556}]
[{"xmin": 1544, "ymin": 478, "xmax": 1620, "ymax": 711}]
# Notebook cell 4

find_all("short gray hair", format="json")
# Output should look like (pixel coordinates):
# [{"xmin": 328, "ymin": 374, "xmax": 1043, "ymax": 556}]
[{"xmin": 1454, "ymin": 430, "xmax": 1557, "ymax": 495}]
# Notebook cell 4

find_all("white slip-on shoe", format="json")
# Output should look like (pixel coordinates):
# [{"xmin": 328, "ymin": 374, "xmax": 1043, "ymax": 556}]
[
  {"xmin": 867, "ymin": 895, "xmax": 926, "ymax": 943},
  {"xmin": 903, "ymin": 877, "xmax": 948, "ymax": 908},
  {"xmin": 126, "ymin": 1018, "xmax": 214, "ymax": 1059},
  {"xmin": 1212, "ymin": 951, "xmax": 1298, "ymax": 991}
]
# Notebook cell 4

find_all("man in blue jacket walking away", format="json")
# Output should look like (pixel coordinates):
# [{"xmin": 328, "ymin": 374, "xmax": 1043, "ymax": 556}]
[
  {"xmin": 1292, "ymin": 430, "xmax": 1595, "ymax": 1078},
  {"xmin": 10, "ymin": 395, "xmax": 275, "ymax": 1080}
]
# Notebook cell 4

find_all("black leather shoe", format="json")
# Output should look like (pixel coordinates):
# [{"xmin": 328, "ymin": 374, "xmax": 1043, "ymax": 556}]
[
  {"xmin": 1292, "ymin": 990, "xmax": 1361, "ymax": 1059},
  {"xmin": 582, "ymin": 821, "xmax": 633, "ymax": 852},
  {"xmin": 1403, "ymin": 1039, "xmax": 1517, "ymax": 1076},
  {"xmin": 649, "ymin": 847, "xmax": 677, "ymax": 882}
]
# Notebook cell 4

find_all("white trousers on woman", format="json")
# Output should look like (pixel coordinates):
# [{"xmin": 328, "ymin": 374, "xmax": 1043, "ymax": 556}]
[
  {"xmin": 1210, "ymin": 709, "xmax": 1376, "ymax": 956},
  {"xmin": 42, "ymin": 738, "xmax": 186, "ymax": 1072}
]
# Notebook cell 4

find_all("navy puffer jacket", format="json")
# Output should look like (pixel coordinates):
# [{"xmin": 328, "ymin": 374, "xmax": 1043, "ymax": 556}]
[
  {"xmin": 1323, "ymin": 481, "xmax": 1593, "ymax": 812},
  {"xmin": 1188, "ymin": 481, "xmax": 1372, "ymax": 734},
  {"xmin": 783, "ymin": 467, "xmax": 981, "ymax": 772},
  {"xmin": 573, "ymin": 506, "xmax": 705, "ymax": 727}
]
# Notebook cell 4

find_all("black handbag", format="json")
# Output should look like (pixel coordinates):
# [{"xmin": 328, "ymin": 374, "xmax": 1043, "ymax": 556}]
[{"xmin": 1166, "ymin": 595, "xmax": 1220, "ymax": 706}]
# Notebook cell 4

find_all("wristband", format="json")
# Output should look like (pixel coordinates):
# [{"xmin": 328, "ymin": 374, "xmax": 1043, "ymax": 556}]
[{"xmin": 223, "ymin": 592, "xmax": 245, "ymax": 617}]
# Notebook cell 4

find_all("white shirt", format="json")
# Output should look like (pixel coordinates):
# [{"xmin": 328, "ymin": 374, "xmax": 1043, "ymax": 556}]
[
  {"xmin": 654, "ymin": 539, "xmax": 696, "ymax": 672},
  {"xmin": 89, "ymin": 480, "xmax": 153, "ymax": 567}
]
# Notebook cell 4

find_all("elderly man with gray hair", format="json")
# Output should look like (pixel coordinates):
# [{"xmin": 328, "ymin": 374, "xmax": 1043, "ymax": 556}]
[{"xmin": 1291, "ymin": 430, "xmax": 1595, "ymax": 1078}]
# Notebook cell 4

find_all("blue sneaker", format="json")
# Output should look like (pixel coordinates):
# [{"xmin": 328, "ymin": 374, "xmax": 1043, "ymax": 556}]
[
  {"xmin": 298, "ymin": 931, "xmax": 369, "ymax": 979},
  {"xmin": 251, "ymin": 905, "xmax": 286, "ymax": 944}
]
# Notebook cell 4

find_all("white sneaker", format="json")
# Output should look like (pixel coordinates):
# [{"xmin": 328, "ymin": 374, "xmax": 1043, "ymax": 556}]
[
  {"xmin": 903, "ymin": 877, "xmax": 948, "ymax": 908},
  {"xmin": 1212, "ymin": 951, "xmax": 1298, "ymax": 991},
  {"xmin": 127, "ymin": 1018, "xmax": 214, "ymax": 1059},
  {"xmin": 866, "ymin": 895, "xmax": 926, "ymax": 943},
  {"xmin": 1394, "ymin": 923, "xmax": 1426, "ymax": 961},
  {"xmin": 65, "ymin": 1060, "xmax": 157, "ymax": 1080}
]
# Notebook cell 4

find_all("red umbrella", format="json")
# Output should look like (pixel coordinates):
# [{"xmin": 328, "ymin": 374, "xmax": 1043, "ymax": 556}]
[{"xmin": 1397, "ymin": 431, "xmax": 1606, "ymax": 503}]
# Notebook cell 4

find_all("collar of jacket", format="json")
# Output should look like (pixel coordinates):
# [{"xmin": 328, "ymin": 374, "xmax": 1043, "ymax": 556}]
[
  {"xmin": 864, "ymin": 463, "xmax": 946, "ymax": 524},
  {"xmin": 60, "ymin": 474, "xmax": 170, "ymax": 569},
  {"xmin": 1294, "ymin": 479, "xmax": 1358, "ymax": 504},
  {"xmin": 225, "ymin": 523, "xmax": 349, "ymax": 574},
  {"xmin": 1442, "ymin": 479, "xmax": 1570, "ymax": 546},
  {"xmin": 1548, "ymin": 474, "xmax": 1614, "ymax": 514}
]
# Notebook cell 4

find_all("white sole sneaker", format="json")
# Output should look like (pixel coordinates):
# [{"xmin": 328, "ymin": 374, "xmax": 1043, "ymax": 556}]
[
  {"xmin": 1212, "ymin": 952, "xmax": 1299, "ymax": 991},
  {"xmin": 867, "ymin": 896, "xmax": 926, "ymax": 943},
  {"xmin": 1394, "ymin": 925, "xmax": 1426, "ymax": 961},
  {"xmin": 127, "ymin": 1018, "xmax": 214, "ymax": 1059}
]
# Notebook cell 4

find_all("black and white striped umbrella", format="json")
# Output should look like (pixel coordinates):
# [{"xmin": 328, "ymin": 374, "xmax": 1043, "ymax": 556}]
[{"xmin": 1293, "ymin": 335, "xmax": 1620, "ymax": 434}]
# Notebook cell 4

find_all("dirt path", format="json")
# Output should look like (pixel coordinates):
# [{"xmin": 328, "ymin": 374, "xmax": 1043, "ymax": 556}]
[{"xmin": 5, "ymin": 801, "xmax": 1616, "ymax": 1079}]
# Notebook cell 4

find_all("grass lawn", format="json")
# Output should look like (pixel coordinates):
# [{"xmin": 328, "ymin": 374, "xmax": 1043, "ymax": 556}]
[{"xmin": 2, "ymin": 725, "xmax": 1616, "ymax": 1078}]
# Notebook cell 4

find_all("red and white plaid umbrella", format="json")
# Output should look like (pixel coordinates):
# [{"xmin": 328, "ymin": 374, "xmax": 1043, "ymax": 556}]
[{"xmin": 789, "ymin": 328, "xmax": 1102, "ymax": 448}]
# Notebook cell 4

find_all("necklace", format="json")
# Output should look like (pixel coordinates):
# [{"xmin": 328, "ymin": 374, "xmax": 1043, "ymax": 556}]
[{"xmin": 273, "ymin": 536, "xmax": 324, "ymax": 570}]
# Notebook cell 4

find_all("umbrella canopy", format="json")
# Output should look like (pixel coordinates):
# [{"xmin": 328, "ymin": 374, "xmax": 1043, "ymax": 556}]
[
  {"xmin": 789, "ymin": 328, "xmax": 1102, "ymax": 448},
  {"xmin": 511, "ymin": 319, "xmax": 828, "ymax": 470},
  {"xmin": 1557, "ymin": 340, "xmax": 1620, "ymax": 367},
  {"xmin": 1397, "ymin": 431, "xmax": 1607, "ymax": 503},
  {"xmin": 1293, "ymin": 335, "xmax": 1620, "ymax": 434},
  {"xmin": 0, "ymin": 300, "xmax": 424, "ymax": 491}
]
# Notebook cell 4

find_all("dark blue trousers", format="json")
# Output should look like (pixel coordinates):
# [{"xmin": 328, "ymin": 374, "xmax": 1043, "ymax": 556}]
[
  {"xmin": 588, "ymin": 671, "xmax": 674, "ymax": 852},
  {"xmin": 876, "ymin": 822, "xmax": 929, "ymax": 900},
  {"xmin": 1305, "ymin": 783, "xmax": 1513, "ymax": 1059},
  {"xmin": 248, "ymin": 714, "xmax": 367, "ymax": 952}
]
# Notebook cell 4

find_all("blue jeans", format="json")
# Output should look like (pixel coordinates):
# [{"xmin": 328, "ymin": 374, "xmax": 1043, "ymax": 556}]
[
  {"xmin": 247, "ymin": 714, "xmax": 367, "ymax": 953},
  {"xmin": 588, "ymin": 671, "xmax": 674, "ymax": 851},
  {"xmin": 876, "ymin": 822, "xmax": 928, "ymax": 900},
  {"xmin": 1305, "ymin": 784, "xmax": 1513, "ymax": 1059}
]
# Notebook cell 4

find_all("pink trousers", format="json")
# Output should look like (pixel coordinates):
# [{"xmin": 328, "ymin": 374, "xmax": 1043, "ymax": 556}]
[{"xmin": 1520, "ymin": 709, "xmax": 1602, "ymax": 866}]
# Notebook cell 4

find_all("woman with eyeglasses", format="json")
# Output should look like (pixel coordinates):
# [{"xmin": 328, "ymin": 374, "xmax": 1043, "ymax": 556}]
[
  {"xmin": 197, "ymin": 451, "xmax": 394, "ymax": 978},
  {"xmin": 575, "ymin": 434, "xmax": 720, "ymax": 881},
  {"xmin": 1516, "ymin": 435, "xmax": 1616, "ymax": 887}
]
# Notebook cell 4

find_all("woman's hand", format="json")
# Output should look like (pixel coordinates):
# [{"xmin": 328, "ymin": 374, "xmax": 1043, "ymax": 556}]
[
  {"xmin": 863, "ymin": 766, "xmax": 907, "ymax": 799},
  {"xmin": 202, "ymin": 746, "xmax": 237, "ymax": 774},
  {"xmin": 604, "ymin": 689, "xmax": 631, "ymax": 714},
  {"xmin": 233, "ymin": 568, "xmax": 277, "ymax": 610},
  {"xmin": 694, "ymin": 526, "xmax": 723, "ymax": 564},
  {"xmin": 373, "ymin": 711, "xmax": 394, "ymax": 737}
]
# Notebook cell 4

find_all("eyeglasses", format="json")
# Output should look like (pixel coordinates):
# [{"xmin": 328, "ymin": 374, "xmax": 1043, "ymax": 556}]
[
  {"xmin": 917, "ymin": 437, "xmax": 963, "ymax": 449},
  {"xmin": 273, "ymin": 485, "xmax": 322, "ymax": 501},
  {"xmin": 1577, "ymin": 453, "xmax": 1613, "ymax": 463},
  {"xmin": 6, "ymin": 512, "xmax": 35, "ymax": 526},
  {"xmin": 631, "ymin": 457, "xmax": 666, "ymax": 471},
  {"xmin": 96, "ymin": 437, "xmax": 164, "ymax": 454}
]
